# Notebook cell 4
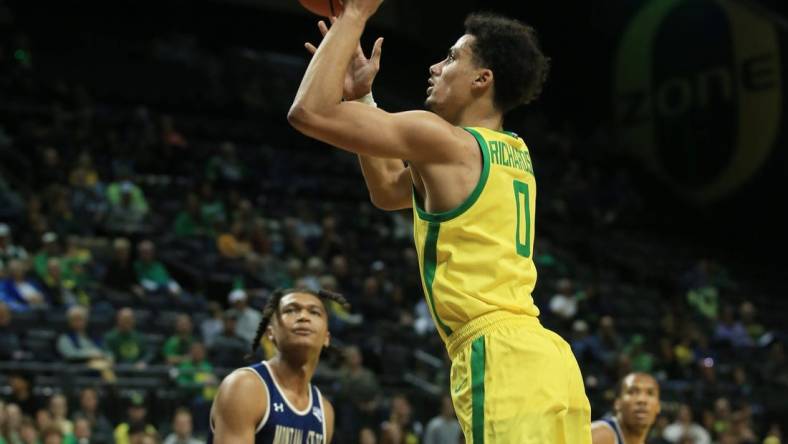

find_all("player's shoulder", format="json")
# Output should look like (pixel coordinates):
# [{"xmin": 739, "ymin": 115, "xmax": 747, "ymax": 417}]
[
  {"xmin": 395, "ymin": 110, "xmax": 474, "ymax": 139},
  {"xmin": 215, "ymin": 367, "xmax": 269, "ymax": 411},
  {"xmin": 317, "ymin": 390, "xmax": 336, "ymax": 443},
  {"xmin": 393, "ymin": 110, "xmax": 479, "ymax": 164},
  {"xmin": 223, "ymin": 366, "xmax": 268, "ymax": 389},
  {"xmin": 211, "ymin": 367, "xmax": 269, "ymax": 437},
  {"xmin": 320, "ymin": 393, "xmax": 334, "ymax": 417},
  {"xmin": 591, "ymin": 420, "xmax": 617, "ymax": 444}
]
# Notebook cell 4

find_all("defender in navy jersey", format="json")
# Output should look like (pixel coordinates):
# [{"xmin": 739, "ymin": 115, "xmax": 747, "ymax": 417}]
[
  {"xmin": 591, "ymin": 373, "xmax": 661, "ymax": 444},
  {"xmin": 208, "ymin": 288, "xmax": 349, "ymax": 443}
]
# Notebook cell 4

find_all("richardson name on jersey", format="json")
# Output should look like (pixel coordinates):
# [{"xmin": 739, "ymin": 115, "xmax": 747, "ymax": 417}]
[
  {"xmin": 272, "ymin": 425, "xmax": 324, "ymax": 444},
  {"xmin": 488, "ymin": 140, "xmax": 533, "ymax": 174}
]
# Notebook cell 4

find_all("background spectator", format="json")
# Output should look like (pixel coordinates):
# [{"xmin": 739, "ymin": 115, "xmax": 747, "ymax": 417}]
[
  {"xmin": 104, "ymin": 308, "xmax": 152, "ymax": 367},
  {"xmin": 113, "ymin": 394, "xmax": 157, "ymax": 444},
  {"xmin": 664, "ymin": 404, "xmax": 710, "ymax": 444},
  {"xmin": 163, "ymin": 314, "xmax": 195, "ymax": 366},
  {"xmin": 162, "ymin": 408, "xmax": 202, "ymax": 444},
  {"xmin": 103, "ymin": 237, "xmax": 143, "ymax": 297},
  {"xmin": 0, "ymin": 223, "xmax": 28, "ymax": 278},
  {"xmin": 423, "ymin": 395, "xmax": 461, "ymax": 444},
  {"xmin": 72, "ymin": 387, "xmax": 113, "ymax": 443},
  {"xmin": 134, "ymin": 240, "xmax": 181, "ymax": 299},
  {"xmin": 227, "ymin": 289, "xmax": 261, "ymax": 346},
  {"xmin": 0, "ymin": 259, "xmax": 46, "ymax": 311},
  {"xmin": 0, "ymin": 301, "xmax": 22, "ymax": 360},
  {"xmin": 207, "ymin": 309, "xmax": 247, "ymax": 369}
]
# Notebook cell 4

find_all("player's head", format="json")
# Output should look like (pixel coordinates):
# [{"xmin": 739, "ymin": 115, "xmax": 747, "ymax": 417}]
[
  {"xmin": 425, "ymin": 12, "xmax": 550, "ymax": 122},
  {"xmin": 614, "ymin": 372, "xmax": 661, "ymax": 433},
  {"xmin": 251, "ymin": 288, "xmax": 350, "ymax": 361}
]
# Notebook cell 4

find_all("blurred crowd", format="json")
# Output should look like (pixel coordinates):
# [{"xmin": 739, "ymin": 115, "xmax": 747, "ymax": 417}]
[{"xmin": 0, "ymin": 0, "xmax": 787, "ymax": 443}]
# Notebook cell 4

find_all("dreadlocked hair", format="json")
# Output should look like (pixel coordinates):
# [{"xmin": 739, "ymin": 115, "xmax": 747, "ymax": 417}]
[{"xmin": 245, "ymin": 287, "xmax": 351, "ymax": 361}]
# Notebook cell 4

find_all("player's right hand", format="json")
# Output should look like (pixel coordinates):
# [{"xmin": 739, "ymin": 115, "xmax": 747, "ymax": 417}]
[
  {"xmin": 304, "ymin": 16, "xmax": 383, "ymax": 101},
  {"xmin": 343, "ymin": 0, "xmax": 384, "ymax": 20}
]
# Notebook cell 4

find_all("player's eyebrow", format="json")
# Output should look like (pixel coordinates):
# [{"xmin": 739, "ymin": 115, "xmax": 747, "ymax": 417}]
[{"xmin": 281, "ymin": 301, "xmax": 325, "ymax": 312}]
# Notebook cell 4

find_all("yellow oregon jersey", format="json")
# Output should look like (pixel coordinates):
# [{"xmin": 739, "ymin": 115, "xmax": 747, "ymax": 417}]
[{"xmin": 413, "ymin": 126, "xmax": 539, "ymax": 344}]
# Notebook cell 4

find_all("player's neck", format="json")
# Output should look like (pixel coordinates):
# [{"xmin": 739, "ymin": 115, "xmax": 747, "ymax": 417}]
[
  {"xmin": 454, "ymin": 105, "xmax": 504, "ymax": 132},
  {"xmin": 619, "ymin": 422, "xmax": 649, "ymax": 444},
  {"xmin": 268, "ymin": 355, "xmax": 316, "ymax": 394}
]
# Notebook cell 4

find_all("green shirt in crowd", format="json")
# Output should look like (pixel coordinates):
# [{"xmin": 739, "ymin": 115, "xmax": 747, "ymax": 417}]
[
  {"xmin": 104, "ymin": 329, "xmax": 150, "ymax": 363},
  {"xmin": 134, "ymin": 260, "xmax": 171, "ymax": 286}
]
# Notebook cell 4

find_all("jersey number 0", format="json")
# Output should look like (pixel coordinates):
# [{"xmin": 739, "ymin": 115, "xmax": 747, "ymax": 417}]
[{"xmin": 513, "ymin": 180, "xmax": 532, "ymax": 258}]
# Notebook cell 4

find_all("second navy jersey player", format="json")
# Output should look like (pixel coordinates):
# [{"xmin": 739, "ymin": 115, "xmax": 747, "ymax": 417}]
[
  {"xmin": 209, "ymin": 289, "xmax": 344, "ymax": 443},
  {"xmin": 208, "ymin": 362, "xmax": 326, "ymax": 444}
]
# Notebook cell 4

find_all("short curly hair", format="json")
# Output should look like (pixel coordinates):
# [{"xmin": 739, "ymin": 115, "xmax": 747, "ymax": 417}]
[{"xmin": 464, "ymin": 13, "xmax": 550, "ymax": 112}]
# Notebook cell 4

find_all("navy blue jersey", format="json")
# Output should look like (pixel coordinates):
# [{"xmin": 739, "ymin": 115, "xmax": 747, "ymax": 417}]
[
  {"xmin": 208, "ymin": 361, "xmax": 327, "ymax": 444},
  {"xmin": 599, "ymin": 416, "xmax": 625, "ymax": 444}
]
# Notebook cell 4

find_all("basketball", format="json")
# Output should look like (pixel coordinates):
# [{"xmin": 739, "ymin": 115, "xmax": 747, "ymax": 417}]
[{"xmin": 298, "ymin": 0, "xmax": 343, "ymax": 17}]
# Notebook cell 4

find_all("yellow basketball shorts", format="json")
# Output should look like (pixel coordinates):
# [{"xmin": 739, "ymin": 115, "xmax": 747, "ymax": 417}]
[{"xmin": 448, "ymin": 312, "xmax": 591, "ymax": 444}]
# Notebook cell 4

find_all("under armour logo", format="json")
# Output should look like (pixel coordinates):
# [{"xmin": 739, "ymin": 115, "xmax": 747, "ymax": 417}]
[{"xmin": 273, "ymin": 403, "xmax": 284, "ymax": 413}]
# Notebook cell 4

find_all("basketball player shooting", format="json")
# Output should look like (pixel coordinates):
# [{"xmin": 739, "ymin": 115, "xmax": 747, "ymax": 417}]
[
  {"xmin": 290, "ymin": 0, "xmax": 592, "ymax": 441},
  {"xmin": 208, "ymin": 289, "xmax": 349, "ymax": 443}
]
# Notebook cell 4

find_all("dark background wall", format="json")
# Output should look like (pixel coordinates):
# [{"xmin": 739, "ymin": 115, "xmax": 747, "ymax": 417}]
[{"xmin": 9, "ymin": 0, "xmax": 786, "ymax": 264}]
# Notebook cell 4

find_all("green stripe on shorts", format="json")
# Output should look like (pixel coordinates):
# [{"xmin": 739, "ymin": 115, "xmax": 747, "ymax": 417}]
[{"xmin": 471, "ymin": 336, "xmax": 486, "ymax": 444}]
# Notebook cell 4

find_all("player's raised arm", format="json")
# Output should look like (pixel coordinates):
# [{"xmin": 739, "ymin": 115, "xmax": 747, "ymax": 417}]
[
  {"xmin": 303, "ymin": 17, "xmax": 412, "ymax": 211},
  {"xmin": 358, "ymin": 157, "xmax": 412, "ymax": 210},
  {"xmin": 210, "ymin": 370, "xmax": 267, "ymax": 444},
  {"xmin": 288, "ymin": 0, "xmax": 466, "ymax": 163}
]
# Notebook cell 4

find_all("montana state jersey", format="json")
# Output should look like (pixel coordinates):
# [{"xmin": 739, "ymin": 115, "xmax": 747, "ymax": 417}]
[
  {"xmin": 594, "ymin": 417, "xmax": 626, "ymax": 444},
  {"xmin": 413, "ymin": 126, "xmax": 539, "ymax": 345},
  {"xmin": 208, "ymin": 361, "xmax": 326, "ymax": 444}
]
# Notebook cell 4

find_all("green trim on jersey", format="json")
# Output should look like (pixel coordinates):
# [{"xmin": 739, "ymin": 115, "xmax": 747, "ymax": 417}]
[
  {"xmin": 490, "ymin": 129, "xmax": 518, "ymax": 138},
  {"xmin": 423, "ymin": 222, "xmax": 452, "ymax": 336},
  {"xmin": 414, "ymin": 127, "xmax": 491, "ymax": 223}
]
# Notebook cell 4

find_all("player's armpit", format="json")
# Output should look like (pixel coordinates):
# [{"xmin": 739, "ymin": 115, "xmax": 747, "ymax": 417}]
[
  {"xmin": 211, "ymin": 370, "xmax": 267, "ymax": 444},
  {"xmin": 590, "ymin": 422, "xmax": 617, "ymax": 444},
  {"xmin": 287, "ymin": 101, "xmax": 467, "ymax": 163},
  {"xmin": 358, "ymin": 156, "xmax": 412, "ymax": 210}
]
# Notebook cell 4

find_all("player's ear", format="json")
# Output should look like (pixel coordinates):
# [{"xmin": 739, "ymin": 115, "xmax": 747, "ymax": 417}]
[
  {"xmin": 472, "ymin": 68, "xmax": 493, "ymax": 91},
  {"xmin": 613, "ymin": 398, "xmax": 621, "ymax": 414},
  {"xmin": 324, "ymin": 331, "xmax": 331, "ymax": 349},
  {"xmin": 266, "ymin": 324, "xmax": 275, "ymax": 342}
]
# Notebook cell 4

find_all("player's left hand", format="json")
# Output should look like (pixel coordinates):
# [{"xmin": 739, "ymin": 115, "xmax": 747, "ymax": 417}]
[{"xmin": 305, "ymin": 16, "xmax": 383, "ymax": 101}]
